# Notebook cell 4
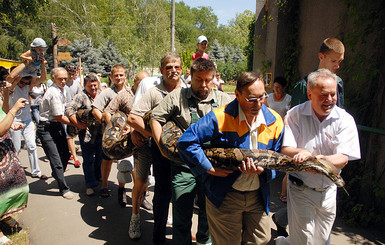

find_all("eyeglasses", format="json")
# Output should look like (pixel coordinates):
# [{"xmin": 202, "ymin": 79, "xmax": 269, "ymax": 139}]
[
  {"xmin": 20, "ymin": 80, "xmax": 31, "ymax": 86},
  {"xmin": 242, "ymin": 93, "xmax": 269, "ymax": 103},
  {"xmin": 165, "ymin": 65, "xmax": 182, "ymax": 71}
]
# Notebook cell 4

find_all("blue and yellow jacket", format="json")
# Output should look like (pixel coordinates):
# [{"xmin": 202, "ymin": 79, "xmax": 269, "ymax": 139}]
[{"xmin": 177, "ymin": 99, "xmax": 284, "ymax": 213}]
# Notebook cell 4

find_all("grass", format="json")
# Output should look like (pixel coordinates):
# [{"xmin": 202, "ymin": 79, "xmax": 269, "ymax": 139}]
[
  {"xmin": 8, "ymin": 230, "xmax": 29, "ymax": 245},
  {"xmin": 223, "ymin": 83, "xmax": 236, "ymax": 93}
]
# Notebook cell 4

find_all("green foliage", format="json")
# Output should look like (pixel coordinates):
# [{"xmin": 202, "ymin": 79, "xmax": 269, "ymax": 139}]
[
  {"xmin": 278, "ymin": 0, "xmax": 301, "ymax": 91},
  {"xmin": 0, "ymin": 0, "xmax": 254, "ymax": 85},
  {"xmin": 245, "ymin": 17, "xmax": 255, "ymax": 71},
  {"xmin": 336, "ymin": 0, "xmax": 385, "ymax": 227}
]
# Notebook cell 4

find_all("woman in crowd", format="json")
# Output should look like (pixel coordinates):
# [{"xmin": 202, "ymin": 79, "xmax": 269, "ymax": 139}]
[
  {"xmin": 266, "ymin": 76, "xmax": 291, "ymax": 119},
  {"xmin": 0, "ymin": 84, "xmax": 29, "ymax": 245}
]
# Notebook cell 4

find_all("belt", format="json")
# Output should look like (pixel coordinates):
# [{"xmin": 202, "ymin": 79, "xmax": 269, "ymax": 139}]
[
  {"xmin": 230, "ymin": 188, "xmax": 260, "ymax": 194},
  {"xmin": 289, "ymin": 175, "xmax": 330, "ymax": 192}
]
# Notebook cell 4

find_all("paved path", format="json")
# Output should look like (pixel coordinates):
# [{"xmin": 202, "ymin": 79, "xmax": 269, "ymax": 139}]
[{"xmin": 15, "ymin": 140, "xmax": 385, "ymax": 245}]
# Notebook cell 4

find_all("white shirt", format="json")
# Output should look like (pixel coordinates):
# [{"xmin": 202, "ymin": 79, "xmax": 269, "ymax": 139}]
[
  {"xmin": 267, "ymin": 93, "xmax": 292, "ymax": 119},
  {"xmin": 283, "ymin": 101, "xmax": 361, "ymax": 188},
  {"xmin": 132, "ymin": 76, "xmax": 161, "ymax": 106},
  {"xmin": 39, "ymin": 83, "xmax": 66, "ymax": 122},
  {"xmin": 231, "ymin": 104, "xmax": 266, "ymax": 191}
]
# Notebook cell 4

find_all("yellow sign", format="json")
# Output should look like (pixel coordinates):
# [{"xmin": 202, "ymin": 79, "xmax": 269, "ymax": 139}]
[
  {"xmin": 0, "ymin": 58, "xmax": 21, "ymax": 69},
  {"xmin": 58, "ymin": 52, "xmax": 72, "ymax": 61}
]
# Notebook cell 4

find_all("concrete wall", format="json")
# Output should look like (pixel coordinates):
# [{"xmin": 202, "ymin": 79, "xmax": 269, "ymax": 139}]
[
  {"xmin": 298, "ymin": 0, "xmax": 347, "ymax": 78},
  {"xmin": 253, "ymin": 0, "xmax": 348, "ymax": 82}
]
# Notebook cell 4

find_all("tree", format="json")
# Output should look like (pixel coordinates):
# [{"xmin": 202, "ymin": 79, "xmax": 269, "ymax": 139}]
[
  {"xmin": 66, "ymin": 38, "xmax": 104, "ymax": 74},
  {"xmin": 209, "ymin": 39, "xmax": 224, "ymax": 61},
  {"xmin": 99, "ymin": 39, "xmax": 128, "ymax": 76}
]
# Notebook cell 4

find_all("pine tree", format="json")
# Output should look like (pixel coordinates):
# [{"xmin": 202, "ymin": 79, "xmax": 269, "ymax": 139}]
[
  {"xmin": 99, "ymin": 39, "xmax": 128, "ymax": 76},
  {"xmin": 209, "ymin": 39, "xmax": 225, "ymax": 61},
  {"xmin": 67, "ymin": 38, "xmax": 104, "ymax": 74},
  {"xmin": 232, "ymin": 46, "xmax": 244, "ymax": 63}
]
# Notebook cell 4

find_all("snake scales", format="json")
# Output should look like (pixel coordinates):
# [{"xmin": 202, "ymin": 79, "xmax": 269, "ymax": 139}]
[{"xmin": 100, "ymin": 111, "xmax": 345, "ymax": 188}]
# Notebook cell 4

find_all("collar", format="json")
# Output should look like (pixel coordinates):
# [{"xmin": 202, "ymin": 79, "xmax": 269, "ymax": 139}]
[
  {"xmin": 238, "ymin": 103, "xmax": 266, "ymax": 129},
  {"xmin": 186, "ymin": 87, "xmax": 216, "ymax": 103},
  {"xmin": 52, "ymin": 83, "xmax": 65, "ymax": 94}
]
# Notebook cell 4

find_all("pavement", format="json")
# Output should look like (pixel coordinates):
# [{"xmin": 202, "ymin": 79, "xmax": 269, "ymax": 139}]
[{"xmin": 15, "ymin": 139, "xmax": 385, "ymax": 245}]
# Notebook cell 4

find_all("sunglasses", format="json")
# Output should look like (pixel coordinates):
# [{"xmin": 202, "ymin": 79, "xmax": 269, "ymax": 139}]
[
  {"xmin": 20, "ymin": 80, "xmax": 31, "ymax": 86},
  {"xmin": 242, "ymin": 93, "xmax": 269, "ymax": 103}
]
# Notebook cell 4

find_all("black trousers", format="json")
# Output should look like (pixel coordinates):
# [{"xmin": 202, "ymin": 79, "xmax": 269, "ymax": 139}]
[
  {"xmin": 151, "ymin": 139, "xmax": 172, "ymax": 243},
  {"xmin": 37, "ymin": 121, "xmax": 71, "ymax": 194}
]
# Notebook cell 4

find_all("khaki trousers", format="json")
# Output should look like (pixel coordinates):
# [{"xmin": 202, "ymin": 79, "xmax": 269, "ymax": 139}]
[{"xmin": 205, "ymin": 189, "xmax": 271, "ymax": 245}]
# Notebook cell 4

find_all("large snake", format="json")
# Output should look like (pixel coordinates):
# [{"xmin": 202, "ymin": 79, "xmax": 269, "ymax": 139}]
[
  {"xmin": 67, "ymin": 108, "xmax": 98, "ymax": 137},
  {"xmin": 101, "ymin": 111, "xmax": 346, "ymax": 188},
  {"xmin": 159, "ymin": 120, "xmax": 345, "ymax": 188}
]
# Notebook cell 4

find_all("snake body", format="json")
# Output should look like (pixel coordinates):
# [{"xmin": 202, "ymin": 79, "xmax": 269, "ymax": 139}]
[
  {"xmin": 101, "ymin": 112, "xmax": 345, "ymax": 188},
  {"xmin": 160, "ymin": 120, "xmax": 345, "ymax": 188},
  {"xmin": 102, "ymin": 111, "xmax": 136, "ymax": 160},
  {"xmin": 67, "ymin": 109, "xmax": 98, "ymax": 137}
]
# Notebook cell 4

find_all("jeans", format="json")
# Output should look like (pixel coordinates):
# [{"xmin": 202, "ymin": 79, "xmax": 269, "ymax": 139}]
[
  {"xmin": 152, "ymin": 139, "xmax": 172, "ymax": 243},
  {"xmin": 10, "ymin": 118, "xmax": 41, "ymax": 176},
  {"xmin": 31, "ymin": 105, "xmax": 40, "ymax": 124},
  {"xmin": 37, "ymin": 121, "xmax": 71, "ymax": 194},
  {"xmin": 79, "ymin": 131, "xmax": 102, "ymax": 188}
]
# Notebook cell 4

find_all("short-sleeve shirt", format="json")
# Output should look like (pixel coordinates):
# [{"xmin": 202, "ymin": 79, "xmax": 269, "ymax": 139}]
[
  {"xmin": 10, "ymin": 85, "xmax": 31, "ymax": 122},
  {"xmin": 267, "ymin": 93, "xmax": 292, "ymax": 119},
  {"xmin": 132, "ymin": 76, "xmax": 161, "ymax": 106},
  {"xmin": 65, "ymin": 79, "xmax": 82, "ymax": 104},
  {"xmin": 152, "ymin": 87, "xmax": 231, "ymax": 131},
  {"xmin": 93, "ymin": 84, "xmax": 120, "ymax": 112},
  {"xmin": 104, "ymin": 87, "xmax": 135, "ymax": 115},
  {"xmin": 131, "ymin": 78, "xmax": 187, "ymax": 117},
  {"xmin": 192, "ymin": 52, "xmax": 209, "ymax": 61},
  {"xmin": 283, "ymin": 101, "xmax": 361, "ymax": 188},
  {"xmin": 39, "ymin": 83, "xmax": 66, "ymax": 122}
]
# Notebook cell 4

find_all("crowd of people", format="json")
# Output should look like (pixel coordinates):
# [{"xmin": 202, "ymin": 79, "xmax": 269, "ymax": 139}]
[{"xmin": 0, "ymin": 35, "xmax": 361, "ymax": 245}]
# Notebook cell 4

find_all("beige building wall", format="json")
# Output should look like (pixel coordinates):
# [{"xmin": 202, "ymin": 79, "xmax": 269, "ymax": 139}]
[{"xmin": 298, "ymin": 0, "xmax": 347, "ymax": 78}]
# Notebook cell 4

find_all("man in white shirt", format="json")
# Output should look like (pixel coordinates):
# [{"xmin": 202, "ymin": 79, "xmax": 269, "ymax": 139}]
[{"xmin": 275, "ymin": 69, "xmax": 360, "ymax": 245}]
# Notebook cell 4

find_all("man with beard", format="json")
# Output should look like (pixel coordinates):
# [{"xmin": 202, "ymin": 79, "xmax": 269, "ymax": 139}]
[
  {"xmin": 126, "ymin": 53, "xmax": 187, "ymax": 242},
  {"xmin": 178, "ymin": 72, "xmax": 284, "ymax": 244},
  {"xmin": 150, "ymin": 58, "xmax": 231, "ymax": 245},
  {"xmin": 66, "ymin": 74, "xmax": 102, "ymax": 196},
  {"xmin": 274, "ymin": 69, "xmax": 360, "ymax": 245}
]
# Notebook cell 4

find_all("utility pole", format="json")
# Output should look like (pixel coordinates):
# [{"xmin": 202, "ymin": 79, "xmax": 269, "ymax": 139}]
[
  {"xmin": 51, "ymin": 23, "xmax": 58, "ymax": 68},
  {"xmin": 170, "ymin": 0, "xmax": 175, "ymax": 52}
]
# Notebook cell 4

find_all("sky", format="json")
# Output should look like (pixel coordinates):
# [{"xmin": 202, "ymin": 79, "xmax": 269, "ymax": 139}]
[{"xmin": 175, "ymin": 0, "xmax": 256, "ymax": 25}]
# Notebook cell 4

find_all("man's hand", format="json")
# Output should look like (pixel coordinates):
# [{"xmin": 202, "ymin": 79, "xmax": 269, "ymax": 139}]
[
  {"xmin": 75, "ymin": 121, "xmax": 88, "ymax": 130},
  {"xmin": 131, "ymin": 130, "xmax": 146, "ymax": 147},
  {"xmin": 207, "ymin": 167, "xmax": 233, "ymax": 177},
  {"xmin": 292, "ymin": 150, "xmax": 312, "ymax": 165},
  {"xmin": 238, "ymin": 157, "xmax": 264, "ymax": 175},
  {"xmin": 11, "ymin": 122, "xmax": 24, "ymax": 130}
]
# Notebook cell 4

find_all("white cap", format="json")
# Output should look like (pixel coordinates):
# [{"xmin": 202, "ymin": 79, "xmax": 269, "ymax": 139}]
[
  {"xmin": 30, "ymin": 38, "xmax": 47, "ymax": 48},
  {"xmin": 197, "ymin": 35, "xmax": 208, "ymax": 44}
]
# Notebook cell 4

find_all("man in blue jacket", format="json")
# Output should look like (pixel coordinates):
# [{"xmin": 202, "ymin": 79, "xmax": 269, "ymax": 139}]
[{"xmin": 178, "ymin": 72, "xmax": 284, "ymax": 245}]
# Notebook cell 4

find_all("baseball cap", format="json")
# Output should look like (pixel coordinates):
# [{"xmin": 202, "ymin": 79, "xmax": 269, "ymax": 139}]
[
  {"xmin": 30, "ymin": 38, "xmax": 47, "ymax": 48},
  {"xmin": 197, "ymin": 35, "xmax": 208, "ymax": 44}
]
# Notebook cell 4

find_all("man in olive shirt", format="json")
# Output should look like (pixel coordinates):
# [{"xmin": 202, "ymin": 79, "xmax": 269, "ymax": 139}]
[
  {"xmin": 150, "ymin": 58, "xmax": 232, "ymax": 245},
  {"xmin": 92, "ymin": 64, "xmax": 127, "ymax": 198},
  {"xmin": 126, "ymin": 53, "xmax": 187, "ymax": 242}
]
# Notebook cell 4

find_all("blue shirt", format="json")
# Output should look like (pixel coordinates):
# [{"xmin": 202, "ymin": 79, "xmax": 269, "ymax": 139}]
[{"xmin": 177, "ymin": 99, "xmax": 284, "ymax": 213}]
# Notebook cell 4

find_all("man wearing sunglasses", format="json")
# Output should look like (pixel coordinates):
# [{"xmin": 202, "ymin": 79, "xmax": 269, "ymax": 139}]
[
  {"xmin": 150, "ymin": 58, "xmax": 232, "ymax": 245},
  {"xmin": 7, "ymin": 61, "xmax": 48, "ymax": 180},
  {"xmin": 178, "ymin": 72, "xmax": 284, "ymax": 244},
  {"xmin": 126, "ymin": 52, "xmax": 187, "ymax": 242}
]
